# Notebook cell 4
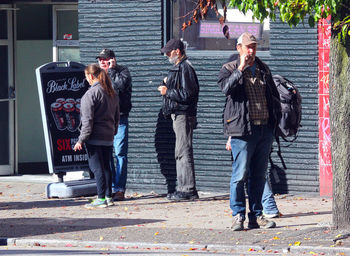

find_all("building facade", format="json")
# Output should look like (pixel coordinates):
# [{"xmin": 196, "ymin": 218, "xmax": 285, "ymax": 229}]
[{"xmin": 1, "ymin": 0, "xmax": 324, "ymax": 195}]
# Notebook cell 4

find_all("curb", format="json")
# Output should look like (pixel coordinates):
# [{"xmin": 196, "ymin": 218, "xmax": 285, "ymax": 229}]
[{"xmin": 3, "ymin": 238, "xmax": 350, "ymax": 254}]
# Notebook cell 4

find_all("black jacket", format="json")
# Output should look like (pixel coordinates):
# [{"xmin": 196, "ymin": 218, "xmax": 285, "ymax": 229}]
[
  {"xmin": 217, "ymin": 56, "xmax": 281, "ymax": 137},
  {"xmin": 108, "ymin": 64, "xmax": 132, "ymax": 116},
  {"xmin": 162, "ymin": 57, "xmax": 199, "ymax": 117}
]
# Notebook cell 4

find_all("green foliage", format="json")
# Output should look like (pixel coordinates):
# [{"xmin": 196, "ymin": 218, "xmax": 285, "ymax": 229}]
[{"xmin": 226, "ymin": 0, "xmax": 349, "ymax": 40}]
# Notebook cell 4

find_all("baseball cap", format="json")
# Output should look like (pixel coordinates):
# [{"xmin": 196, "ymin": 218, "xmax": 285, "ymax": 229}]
[
  {"xmin": 237, "ymin": 32, "xmax": 257, "ymax": 46},
  {"xmin": 160, "ymin": 39, "xmax": 184, "ymax": 54},
  {"xmin": 96, "ymin": 48, "xmax": 115, "ymax": 59}
]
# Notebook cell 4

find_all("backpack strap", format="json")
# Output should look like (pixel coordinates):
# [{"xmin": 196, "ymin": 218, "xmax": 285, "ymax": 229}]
[{"xmin": 269, "ymin": 136, "xmax": 287, "ymax": 170}]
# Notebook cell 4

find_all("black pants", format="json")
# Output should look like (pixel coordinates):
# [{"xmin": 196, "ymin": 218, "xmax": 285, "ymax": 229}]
[{"xmin": 85, "ymin": 143, "xmax": 113, "ymax": 199}]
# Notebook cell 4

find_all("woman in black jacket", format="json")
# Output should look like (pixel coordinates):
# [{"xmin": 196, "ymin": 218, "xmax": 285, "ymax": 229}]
[{"xmin": 74, "ymin": 64, "xmax": 119, "ymax": 209}]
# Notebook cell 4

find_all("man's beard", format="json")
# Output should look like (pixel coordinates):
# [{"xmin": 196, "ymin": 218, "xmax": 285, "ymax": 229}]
[{"xmin": 169, "ymin": 55, "xmax": 179, "ymax": 64}]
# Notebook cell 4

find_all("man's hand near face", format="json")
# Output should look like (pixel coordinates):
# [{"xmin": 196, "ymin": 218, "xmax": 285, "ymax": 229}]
[{"xmin": 238, "ymin": 54, "xmax": 255, "ymax": 71}]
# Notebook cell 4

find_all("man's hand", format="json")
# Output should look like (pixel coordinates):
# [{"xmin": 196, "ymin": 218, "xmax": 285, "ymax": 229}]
[
  {"xmin": 74, "ymin": 142, "xmax": 83, "ymax": 151},
  {"xmin": 225, "ymin": 136, "xmax": 232, "ymax": 151},
  {"xmin": 238, "ymin": 54, "xmax": 254, "ymax": 71},
  {"xmin": 158, "ymin": 85, "xmax": 167, "ymax": 96}
]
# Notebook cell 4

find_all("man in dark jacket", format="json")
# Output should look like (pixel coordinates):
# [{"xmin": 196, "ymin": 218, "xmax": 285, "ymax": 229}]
[
  {"xmin": 158, "ymin": 39, "xmax": 200, "ymax": 201},
  {"xmin": 97, "ymin": 48, "xmax": 132, "ymax": 201},
  {"xmin": 217, "ymin": 32, "xmax": 281, "ymax": 231}
]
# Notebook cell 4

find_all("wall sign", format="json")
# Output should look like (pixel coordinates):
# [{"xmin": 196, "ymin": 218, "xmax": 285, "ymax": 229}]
[
  {"xmin": 36, "ymin": 62, "xmax": 89, "ymax": 174},
  {"xmin": 199, "ymin": 21, "xmax": 261, "ymax": 39}
]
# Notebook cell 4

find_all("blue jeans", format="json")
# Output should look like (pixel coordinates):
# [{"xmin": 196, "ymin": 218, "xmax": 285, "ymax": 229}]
[
  {"xmin": 262, "ymin": 173, "xmax": 279, "ymax": 214},
  {"xmin": 229, "ymin": 124, "xmax": 274, "ymax": 221},
  {"xmin": 111, "ymin": 115, "xmax": 128, "ymax": 193}
]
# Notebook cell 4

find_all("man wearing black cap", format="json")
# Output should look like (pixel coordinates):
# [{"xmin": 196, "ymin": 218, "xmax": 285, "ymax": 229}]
[
  {"xmin": 218, "ymin": 32, "xmax": 281, "ymax": 231},
  {"xmin": 158, "ymin": 39, "xmax": 200, "ymax": 201},
  {"xmin": 97, "ymin": 48, "xmax": 132, "ymax": 201}
]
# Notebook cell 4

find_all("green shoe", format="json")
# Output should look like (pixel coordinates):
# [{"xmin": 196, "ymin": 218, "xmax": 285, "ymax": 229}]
[
  {"xmin": 106, "ymin": 197, "xmax": 114, "ymax": 206},
  {"xmin": 85, "ymin": 198, "xmax": 107, "ymax": 209}
]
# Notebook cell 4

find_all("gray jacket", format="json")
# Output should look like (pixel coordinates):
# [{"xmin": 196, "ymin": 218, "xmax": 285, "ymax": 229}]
[{"xmin": 78, "ymin": 82, "xmax": 120, "ymax": 145}]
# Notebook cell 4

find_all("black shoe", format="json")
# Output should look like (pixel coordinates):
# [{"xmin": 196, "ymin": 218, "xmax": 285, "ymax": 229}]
[{"xmin": 169, "ymin": 191, "xmax": 199, "ymax": 201}]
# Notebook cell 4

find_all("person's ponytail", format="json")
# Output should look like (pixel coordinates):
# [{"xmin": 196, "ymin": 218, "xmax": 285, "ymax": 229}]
[{"xmin": 85, "ymin": 64, "xmax": 116, "ymax": 97}]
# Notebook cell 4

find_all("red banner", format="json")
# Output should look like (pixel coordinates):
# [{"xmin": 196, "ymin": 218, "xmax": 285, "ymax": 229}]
[{"xmin": 318, "ymin": 17, "xmax": 332, "ymax": 196}]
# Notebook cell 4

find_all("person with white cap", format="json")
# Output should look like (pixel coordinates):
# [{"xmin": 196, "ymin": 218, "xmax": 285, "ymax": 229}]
[
  {"xmin": 158, "ymin": 39, "xmax": 200, "ymax": 201},
  {"xmin": 217, "ymin": 32, "xmax": 281, "ymax": 231}
]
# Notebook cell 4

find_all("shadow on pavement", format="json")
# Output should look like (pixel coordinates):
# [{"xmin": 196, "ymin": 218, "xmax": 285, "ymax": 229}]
[
  {"xmin": 281, "ymin": 211, "xmax": 332, "ymax": 218},
  {"xmin": 0, "ymin": 199, "xmax": 87, "ymax": 210},
  {"xmin": 0, "ymin": 249, "xmax": 164, "ymax": 255},
  {"xmin": 117, "ymin": 194, "xmax": 230, "ymax": 207},
  {"xmin": 0, "ymin": 217, "xmax": 163, "ymax": 238}
]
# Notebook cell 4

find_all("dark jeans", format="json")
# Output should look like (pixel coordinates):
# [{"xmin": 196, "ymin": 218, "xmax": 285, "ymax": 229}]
[{"xmin": 85, "ymin": 143, "xmax": 113, "ymax": 199}]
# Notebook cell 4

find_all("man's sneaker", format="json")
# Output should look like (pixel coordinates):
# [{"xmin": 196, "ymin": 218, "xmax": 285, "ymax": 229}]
[
  {"xmin": 106, "ymin": 197, "xmax": 114, "ymax": 206},
  {"xmin": 248, "ymin": 215, "xmax": 276, "ymax": 229},
  {"xmin": 263, "ymin": 211, "xmax": 281, "ymax": 218},
  {"xmin": 113, "ymin": 191, "xmax": 125, "ymax": 201},
  {"xmin": 85, "ymin": 198, "xmax": 107, "ymax": 209},
  {"xmin": 169, "ymin": 191, "xmax": 199, "ymax": 201},
  {"xmin": 231, "ymin": 215, "xmax": 244, "ymax": 231}
]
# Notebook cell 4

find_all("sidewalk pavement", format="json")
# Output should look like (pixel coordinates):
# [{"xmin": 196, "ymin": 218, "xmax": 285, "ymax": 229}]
[{"xmin": 0, "ymin": 175, "xmax": 349, "ymax": 255}]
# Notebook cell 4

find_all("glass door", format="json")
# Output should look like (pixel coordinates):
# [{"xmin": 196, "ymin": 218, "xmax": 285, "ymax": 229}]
[{"xmin": 0, "ymin": 6, "xmax": 15, "ymax": 175}]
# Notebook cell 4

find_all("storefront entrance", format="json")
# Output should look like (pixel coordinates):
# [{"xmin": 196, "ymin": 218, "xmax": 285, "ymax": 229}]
[
  {"xmin": 0, "ymin": 1, "xmax": 78, "ymax": 175},
  {"xmin": 0, "ymin": 6, "xmax": 15, "ymax": 175}
]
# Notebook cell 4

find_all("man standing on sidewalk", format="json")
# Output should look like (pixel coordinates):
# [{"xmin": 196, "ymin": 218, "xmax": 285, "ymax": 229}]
[
  {"xmin": 97, "ymin": 48, "xmax": 132, "ymax": 201},
  {"xmin": 158, "ymin": 39, "xmax": 200, "ymax": 201},
  {"xmin": 217, "ymin": 32, "xmax": 281, "ymax": 231}
]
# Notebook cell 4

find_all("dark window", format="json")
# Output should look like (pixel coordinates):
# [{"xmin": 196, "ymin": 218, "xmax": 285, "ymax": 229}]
[
  {"xmin": 0, "ymin": 11, "xmax": 7, "ymax": 40},
  {"xmin": 17, "ymin": 4, "xmax": 52, "ymax": 40}
]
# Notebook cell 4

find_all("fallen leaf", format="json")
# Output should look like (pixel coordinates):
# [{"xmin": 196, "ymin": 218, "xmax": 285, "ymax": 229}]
[
  {"xmin": 100, "ymin": 236, "xmax": 104, "ymax": 241},
  {"xmin": 294, "ymin": 241, "xmax": 301, "ymax": 246},
  {"xmin": 154, "ymin": 232, "xmax": 159, "ymax": 236},
  {"xmin": 272, "ymin": 236, "xmax": 280, "ymax": 240},
  {"xmin": 65, "ymin": 244, "xmax": 73, "ymax": 247}
]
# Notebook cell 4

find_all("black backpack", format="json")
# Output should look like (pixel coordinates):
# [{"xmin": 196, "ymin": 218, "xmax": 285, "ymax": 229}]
[
  {"xmin": 270, "ymin": 75, "xmax": 302, "ymax": 169},
  {"xmin": 274, "ymin": 75, "xmax": 302, "ymax": 140}
]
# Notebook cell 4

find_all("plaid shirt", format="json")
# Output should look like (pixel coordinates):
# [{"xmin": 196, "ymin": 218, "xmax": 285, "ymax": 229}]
[{"xmin": 243, "ymin": 65, "xmax": 269, "ymax": 121}]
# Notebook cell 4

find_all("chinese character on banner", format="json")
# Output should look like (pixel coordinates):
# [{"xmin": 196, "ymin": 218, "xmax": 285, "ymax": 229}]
[
  {"xmin": 63, "ymin": 34, "xmax": 72, "ymax": 40},
  {"xmin": 318, "ymin": 17, "xmax": 332, "ymax": 196}
]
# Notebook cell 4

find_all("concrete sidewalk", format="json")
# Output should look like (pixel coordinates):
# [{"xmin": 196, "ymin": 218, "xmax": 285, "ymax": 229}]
[{"xmin": 0, "ymin": 175, "xmax": 348, "ymax": 255}]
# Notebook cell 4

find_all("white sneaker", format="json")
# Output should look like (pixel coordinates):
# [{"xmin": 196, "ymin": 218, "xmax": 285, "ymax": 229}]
[{"xmin": 106, "ymin": 197, "xmax": 114, "ymax": 206}]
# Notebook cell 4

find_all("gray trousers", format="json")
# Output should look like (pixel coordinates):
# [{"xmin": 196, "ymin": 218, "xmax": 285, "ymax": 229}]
[{"xmin": 171, "ymin": 114, "xmax": 196, "ymax": 193}]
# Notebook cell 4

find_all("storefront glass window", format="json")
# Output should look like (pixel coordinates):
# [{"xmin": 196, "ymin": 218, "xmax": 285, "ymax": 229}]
[
  {"xmin": 172, "ymin": 0, "xmax": 269, "ymax": 51},
  {"xmin": 58, "ymin": 47, "xmax": 80, "ymax": 62},
  {"xmin": 57, "ymin": 10, "xmax": 78, "ymax": 40},
  {"xmin": 0, "ymin": 11, "xmax": 7, "ymax": 39}
]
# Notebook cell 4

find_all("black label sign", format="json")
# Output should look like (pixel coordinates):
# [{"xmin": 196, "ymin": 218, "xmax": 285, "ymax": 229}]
[{"xmin": 36, "ymin": 62, "xmax": 89, "ymax": 173}]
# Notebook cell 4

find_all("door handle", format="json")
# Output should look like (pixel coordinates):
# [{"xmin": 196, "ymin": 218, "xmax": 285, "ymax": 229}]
[{"xmin": 9, "ymin": 86, "xmax": 15, "ymax": 99}]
